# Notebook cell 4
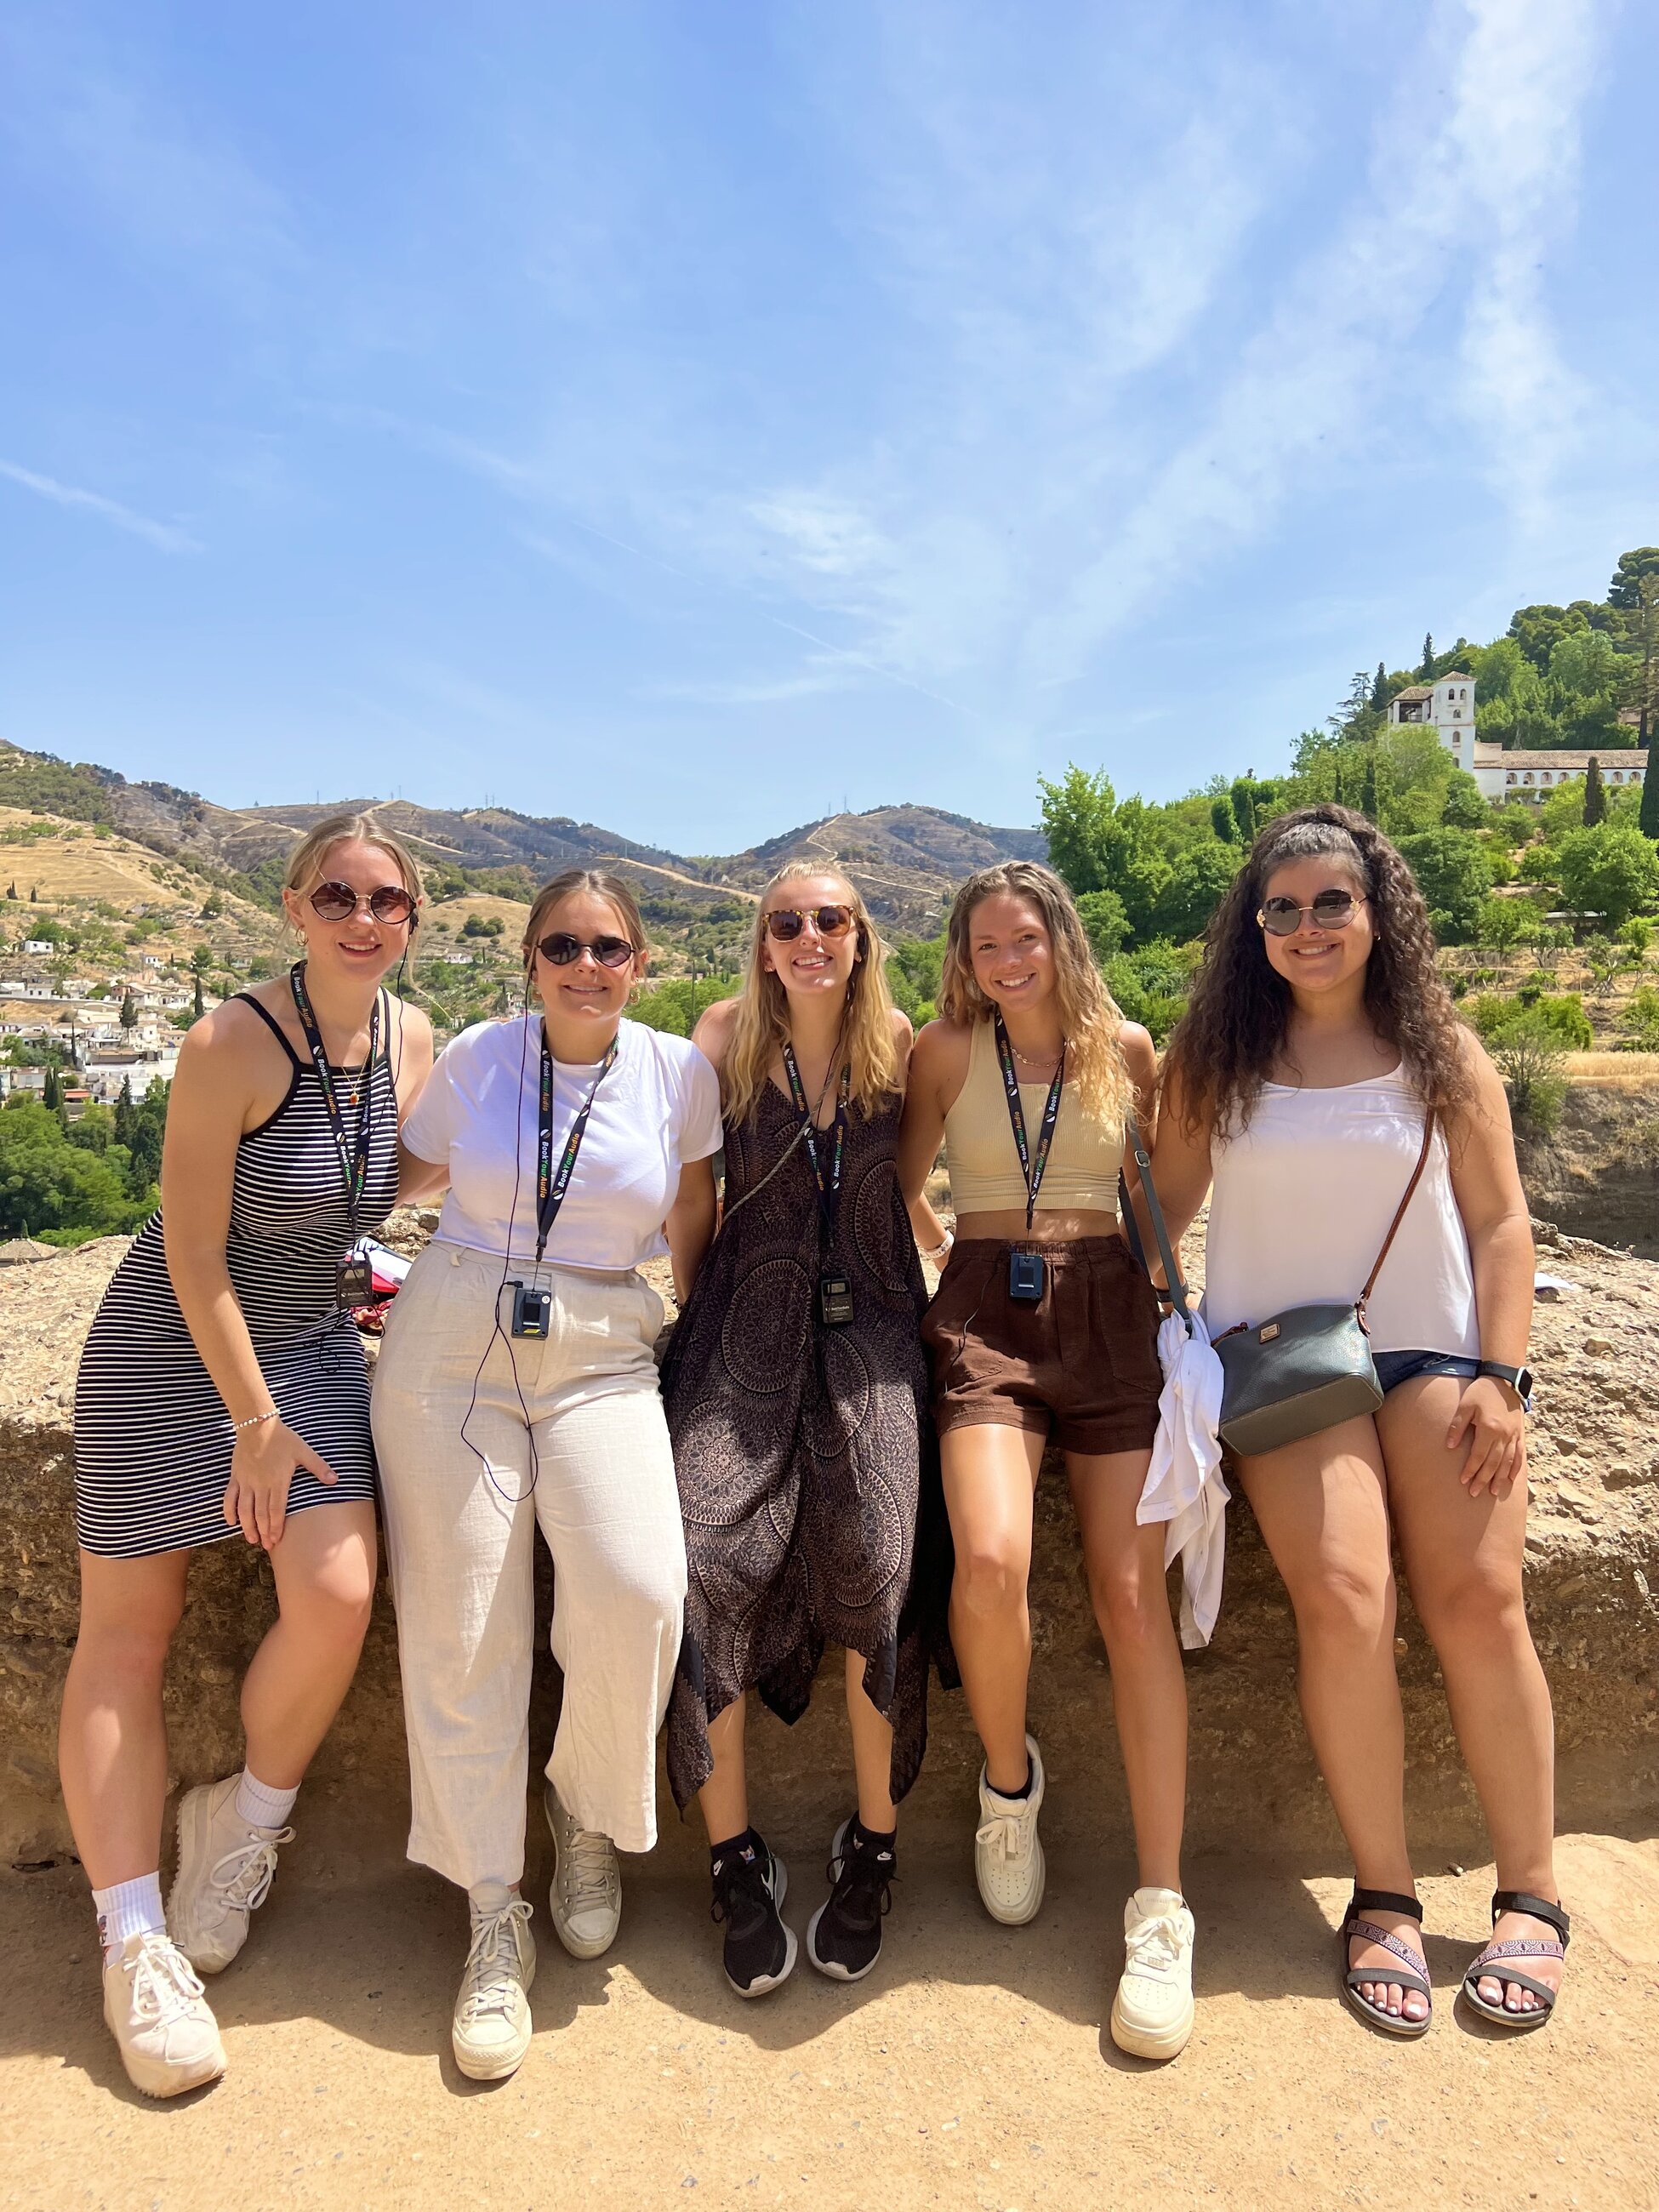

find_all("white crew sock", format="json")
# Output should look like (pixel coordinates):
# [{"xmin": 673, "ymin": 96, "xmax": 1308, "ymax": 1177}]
[
  {"xmin": 235, "ymin": 1770, "xmax": 299, "ymax": 1831},
  {"xmin": 93, "ymin": 1872, "xmax": 166, "ymax": 1959}
]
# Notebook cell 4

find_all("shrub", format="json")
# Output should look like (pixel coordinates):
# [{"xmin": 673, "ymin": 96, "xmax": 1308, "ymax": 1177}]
[
  {"xmin": 1464, "ymin": 991, "xmax": 1591, "ymax": 1051},
  {"xmin": 1488, "ymin": 1013, "xmax": 1569, "ymax": 1136}
]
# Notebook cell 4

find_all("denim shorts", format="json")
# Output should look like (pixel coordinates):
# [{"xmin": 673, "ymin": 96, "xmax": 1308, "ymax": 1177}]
[{"xmin": 1372, "ymin": 1349, "xmax": 1480, "ymax": 1394}]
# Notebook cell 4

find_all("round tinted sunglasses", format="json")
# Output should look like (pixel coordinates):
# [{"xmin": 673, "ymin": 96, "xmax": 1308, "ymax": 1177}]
[
  {"xmin": 1257, "ymin": 890, "xmax": 1366, "ymax": 937},
  {"xmin": 764, "ymin": 904, "xmax": 854, "ymax": 942},
  {"xmin": 536, "ymin": 932, "xmax": 638, "ymax": 968},
  {"xmin": 308, "ymin": 880, "xmax": 417, "ymax": 925}
]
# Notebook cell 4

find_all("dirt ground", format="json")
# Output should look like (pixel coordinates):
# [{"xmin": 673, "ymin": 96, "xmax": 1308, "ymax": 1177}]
[{"xmin": 3, "ymin": 1780, "xmax": 1655, "ymax": 2212}]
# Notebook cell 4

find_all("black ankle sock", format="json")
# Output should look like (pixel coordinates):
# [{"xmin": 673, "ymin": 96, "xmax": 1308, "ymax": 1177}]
[
  {"xmin": 710, "ymin": 1828, "xmax": 755, "ymax": 1872},
  {"xmin": 992, "ymin": 1759, "xmax": 1034, "ymax": 1802},
  {"xmin": 850, "ymin": 1817, "xmax": 896, "ymax": 1857}
]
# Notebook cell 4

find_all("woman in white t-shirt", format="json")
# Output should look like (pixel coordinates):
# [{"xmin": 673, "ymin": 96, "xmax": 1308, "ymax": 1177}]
[
  {"xmin": 1152, "ymin": 807, "xmax": 1565, "ymax": 2042},
  {"xmin": 373, "ymin": 869, "xmax": 721, "ymax": 2082}
]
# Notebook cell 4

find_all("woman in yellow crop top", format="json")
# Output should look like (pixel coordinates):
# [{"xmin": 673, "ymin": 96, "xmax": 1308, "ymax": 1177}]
[{"xmin": 898, "ymin": 861, "xmax": 1194, "ymax": 2061}]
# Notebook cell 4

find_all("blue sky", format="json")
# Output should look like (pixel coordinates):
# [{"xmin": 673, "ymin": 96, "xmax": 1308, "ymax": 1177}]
[{"xmin": 1, "ymin": 1, "xmax": 1655, "ymax": 854}]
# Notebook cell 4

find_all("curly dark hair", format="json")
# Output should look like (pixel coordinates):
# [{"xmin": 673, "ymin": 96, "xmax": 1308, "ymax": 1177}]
[{"xmin": 1163, "ymin": 804, "xmax": 1474, "ymax": 1136}]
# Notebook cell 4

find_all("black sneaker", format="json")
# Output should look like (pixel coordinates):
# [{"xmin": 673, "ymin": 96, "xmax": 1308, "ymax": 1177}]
[
  {"xmin": 806, "ymin": 1817, "xmax": 894, "ymax": 1981},
  {"xmin": 710, "ymin": 1833, "xmax": 796, "ymax": 1998}
]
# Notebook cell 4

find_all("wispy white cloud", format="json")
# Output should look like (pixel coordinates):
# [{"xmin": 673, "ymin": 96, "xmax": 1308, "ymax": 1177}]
[{"xmin": 0, "ymin": 459, "xmax": 202, "ymax": 553}]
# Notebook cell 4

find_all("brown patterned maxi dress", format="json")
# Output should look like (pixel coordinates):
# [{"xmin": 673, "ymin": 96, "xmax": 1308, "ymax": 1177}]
[{"xmin": 661, "ymin": 1081, "xmax": 953, "ymax": 1811}]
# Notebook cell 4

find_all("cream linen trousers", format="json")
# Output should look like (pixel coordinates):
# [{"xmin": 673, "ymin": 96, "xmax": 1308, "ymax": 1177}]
[{"xmin": 372, "ymin": 1242, "xmax": 687, "ymax": 1888}]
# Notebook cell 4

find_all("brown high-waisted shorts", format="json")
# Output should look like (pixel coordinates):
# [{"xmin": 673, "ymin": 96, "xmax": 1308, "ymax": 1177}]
[{"xmin": 921, "ymin": 1235, "xmax": 1162, "ymax": 1456}]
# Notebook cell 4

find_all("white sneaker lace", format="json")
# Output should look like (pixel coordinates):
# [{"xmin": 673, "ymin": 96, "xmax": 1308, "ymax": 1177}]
[
  {"xmin": 1125, "ymin": 1912, "xmax": 1185, "ymax": 1979},
  {"xmin": 125, "ymin": 1936, "xmax": 208, "ymax": 2021},
  {"xmin": 208, "ymin": 1827, "xmax": 294, "ymax": 1915},
  {"xmin": 560, "ymin": 1826, "xmax": 619, "ymax": 1916},
  {"xmin": 975, "ymin": 1807, "xmax": 1031, "ymax": 1862},
  {"xmin": 460, "ymin": 1899, "xmax": 533, "ymax": 2025}
]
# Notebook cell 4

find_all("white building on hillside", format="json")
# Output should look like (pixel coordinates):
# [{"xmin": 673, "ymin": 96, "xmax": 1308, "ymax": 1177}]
[{"xmin": 1388, "ymin": 674, "xmax": 1648, "ymax": 802}]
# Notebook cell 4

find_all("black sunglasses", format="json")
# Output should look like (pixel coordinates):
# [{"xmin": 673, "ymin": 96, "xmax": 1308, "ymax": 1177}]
[
  {"xmin": 1257, "ymin": 890, "xmax": 1366, "ymax": 938},
  {"xmin": 764, "ymin": 904, "xmax": 855, "ymax": 942},
  {"xmin": 309, "ymin": 880, "xmax": 417, "ymax": 925},
  {"xmin": 536, "ymin": 932, "xmax": 638, "ymax": 969}
]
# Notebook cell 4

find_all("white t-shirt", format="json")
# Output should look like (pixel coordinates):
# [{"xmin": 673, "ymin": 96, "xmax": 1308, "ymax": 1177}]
[{"xmin": 402, "ymin": 1016, "xmax": 722, "ymax": 1271}]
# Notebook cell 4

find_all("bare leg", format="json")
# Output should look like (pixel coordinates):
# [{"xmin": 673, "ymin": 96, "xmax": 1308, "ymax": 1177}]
[
  {"xmin": 1067, "ymin": 1447, "xmax": 1185, "ymax": 1892},
  {"xmin": 59, "ymin": 1548, "xmax": 189, "ymax": 1889},
  {"xmin": 940, "ymin": 1422, "xmax": 1046, "ymax": 1793},
  {"xmin": 241, "ymin": 1501, "xmax": 377, "ymax": 1788},
  {"xmin": 1381, "ymin": 1379, "xmax": 1560, "ymax": 2016},
  {"xmin": 845, "ymin": 1651, "xmax": 898, "ymax": 1833},
  {"xmin": 1238, "ymin": 1417, "xmax": 1426, "ymax": 2025},
  {"xmin": 697, "ymin": 1695, "xmax": 750, "ymax": 1844}
]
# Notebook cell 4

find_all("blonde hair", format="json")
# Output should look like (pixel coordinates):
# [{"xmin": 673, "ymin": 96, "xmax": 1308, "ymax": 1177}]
[
  {"xmin": 521, "ymin": 869, "xmax": 647, "ymax": 1001},
  {"xmin": 722, "ymin": 861, "xmax": 900, "ymax": 1126},
  {"xmin": 281, "ymin": 811, "xmax": 425, "ymax": 972},
  {"xmin": 938, "ymin": 860, "xmax": 1132, "ymax": 1129}
]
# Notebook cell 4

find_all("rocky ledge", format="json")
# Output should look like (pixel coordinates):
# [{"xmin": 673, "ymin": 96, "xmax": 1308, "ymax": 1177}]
[{"xmin": 2, "ymin": 1217, "xmax": 1655, "ymax": 1861}]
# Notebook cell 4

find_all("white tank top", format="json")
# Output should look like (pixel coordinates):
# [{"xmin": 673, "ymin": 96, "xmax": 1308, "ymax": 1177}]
[{"xmin": 1202, "ymin": 1067, "xmax": 1479, "ymax": 1359}]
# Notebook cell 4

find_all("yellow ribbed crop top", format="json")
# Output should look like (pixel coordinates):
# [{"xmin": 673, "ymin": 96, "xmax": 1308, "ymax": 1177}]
[{"xmin": 942, "ymin": 1018, "xmax": 1124, "ymax": 1217}]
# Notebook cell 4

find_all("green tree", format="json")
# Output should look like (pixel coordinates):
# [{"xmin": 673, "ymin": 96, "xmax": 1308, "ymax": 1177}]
[
  {"xmin": 1554, "ymin": 824, "xmax": 1659, "ymax": 932},
  {"xmin": 193, "ymin": 974, "xmax": 206, "ymax": 1018},
  {"xmin": 1440, "ymin": 770, "xmax": 1487, "ymax": 830},
  {"xmin": 1549, "ymin": 628, "xmax": 1621, "ymax": 698},
  {"xmin": 1152, "ymin": 845, "xmax": 1240, "ymax": 944},
  {"xmin": 1360, "ymin": 751, "xmax": 1379, "ymax": 823},
  {"xmin": 42, "ymin": 1064, "xmax": 61, "ymax": 1110},
  {"xmin": 1487, "ymin": 1013, "xmax": 1568, "ymax": 1136},
  {"xmin": 0, "ymin": 1100, "xmax": 148, "ymax": 1240},
  {"xmin": 1476, "ymin": 897, "xmax": 1525, "ymax": 956},
  {"xmin": 1610, "ymin": 547, "xmax": 1659, "ymax": 745},
  {"xmin": 1397, "ymin": 829, "xmax": 1493, "ymax": 943},
  {"xmin": 1229, "ymin": 778, "xmax": 1257, "ymax": 844},
  {"xmin": 1075, "ymin": 890, "xmax": 1130, "ymax": 967},
  {"xmin": 1209, "ymin": 793, "xmax": 1238, "ymax": 844},
  {"xmin": 1641, "ymin": 750, "xmax": 1659, "ymax": 843},
  {"xmin": 119, "ymin": 989, "xmax": 137, "ymax": 1030},
  {"xmin": 1370, "ymin": 661, "xmax": 1388, "ymax": 711},
  {"xmin": 1036, "ymin": 767, "xmax": 1116, "ymax": 896},
  {"xmin": 1420, "ymin": 633, "xmax": 1434, "ymax": 678},
  {"xmin": 1582, "ymin": 757, "xmax": 1607, "ymax": 826}
]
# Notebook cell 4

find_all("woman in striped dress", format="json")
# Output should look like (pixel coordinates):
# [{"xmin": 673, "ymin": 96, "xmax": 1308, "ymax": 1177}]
[{"xmin": 60, "ymin": 812, "xmax": 431, "ymax": 2099}]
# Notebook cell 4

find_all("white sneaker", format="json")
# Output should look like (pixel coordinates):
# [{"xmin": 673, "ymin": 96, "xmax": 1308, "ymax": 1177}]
[
  {"xmin": 102, "ymin": 1931, "xmax": 226, "ymax": 2098},
  {"xmin": 973, "ymin": 1734, "xmax": 1046, "ymax": 1925},
  {"xmin": 1110, "ymin": 1886, "xmax": 1196, "ymax": 2060},
  {"xmin": 168, "ymin": 1776, "xmax": 293, "ymax": 1975},
  {"xmin": 452, "ymin": 1886, "xmax": 536, "ymax": 2082},
  {"xmin": 544, "ymin": 1782, "xmax": 622, "ymax": 1960}
]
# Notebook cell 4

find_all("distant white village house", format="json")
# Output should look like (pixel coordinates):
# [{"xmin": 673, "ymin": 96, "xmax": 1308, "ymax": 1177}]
[{"xmin": 1388, "ymin": 674, "xmax": 1649, "ymax": 800}]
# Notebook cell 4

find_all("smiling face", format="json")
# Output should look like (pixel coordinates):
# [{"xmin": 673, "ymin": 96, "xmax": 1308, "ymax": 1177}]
[
  {"xmin": 760, "ymin": 874, "xmax": 861, "ymax": 1006},
  {"xmin": 1257, "ymin": 854, "xmax": 1374, "ymax": 998},
  {"xmin": 966, "ymin": 891, "xmax": 1056, "ymax": 1016},
  {"xmin": 282, "ymin": 838, "xmax": 417, "ymax": 984},
  {"xmin": 530, "ymin": 888, "xmax": 646, "ymax": 1038}
]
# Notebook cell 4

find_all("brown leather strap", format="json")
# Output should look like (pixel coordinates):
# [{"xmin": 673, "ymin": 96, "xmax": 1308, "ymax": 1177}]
[{"xmin": 1358, "ymin": 1109, "xmax": 1436, "ymax": 1314}]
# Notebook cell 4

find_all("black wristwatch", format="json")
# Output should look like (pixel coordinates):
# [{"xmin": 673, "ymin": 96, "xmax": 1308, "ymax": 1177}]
[{"xmin": 1477, "ymin": 1360, "xmax": 1533, "ymax": 1401}]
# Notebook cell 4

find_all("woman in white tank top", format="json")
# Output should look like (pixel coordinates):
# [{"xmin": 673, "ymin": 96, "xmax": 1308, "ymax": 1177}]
[{"xmin": 1153, "ymin": 806, "xmax": 1566, "ymax": 2040}]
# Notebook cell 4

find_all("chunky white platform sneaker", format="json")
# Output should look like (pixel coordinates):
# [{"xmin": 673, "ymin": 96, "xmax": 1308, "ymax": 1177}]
[
  {"xmin": 452, "ymin": 1886, "xmax": 536, "ymax": 2082},
  {"xmin": 544, "ymin": 1782, "xmax": 622, "ymax": 1961},
  {"xmin": 102, "ymin": 1931, "xmax": 227, "ymax": 2098},
  {"xmin": 973, "ymin": 1734, "xmax": 1046, "ymax": 1926},
  {"xmin": 1109, "ymin": 1886, "xmax": 1196, "ymax": 2060},
  {"xmin": 168, "ymin": 1776, "xmax": 292, "ymax": 1975}
]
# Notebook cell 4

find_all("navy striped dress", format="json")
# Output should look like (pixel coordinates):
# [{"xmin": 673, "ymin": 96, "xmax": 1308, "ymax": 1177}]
[{"xmin": 73, "ymin": 995, "xmax": 401, "ymax": 1559}]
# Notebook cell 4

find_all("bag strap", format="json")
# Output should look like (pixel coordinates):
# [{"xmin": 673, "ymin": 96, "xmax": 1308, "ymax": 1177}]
[
  {"xmin": 1120, "ymin": 1117, "xmax": 1194, "ymax": 1336},
  {"xmin": 1357, "ymin": 1109, "xmax": 1436, "ymax": 1318}
]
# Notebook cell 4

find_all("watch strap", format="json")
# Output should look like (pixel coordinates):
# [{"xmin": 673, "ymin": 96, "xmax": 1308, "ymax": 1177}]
[{"xmin": 1477, "ymin": 1360, "xmax": 1531, "ymax": 1393}]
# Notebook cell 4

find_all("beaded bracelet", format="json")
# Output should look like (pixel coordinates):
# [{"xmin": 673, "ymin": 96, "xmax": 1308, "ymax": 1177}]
[{"xmin": 230, "ymin": 1408, "xmax": 279, "ymax": 1432}]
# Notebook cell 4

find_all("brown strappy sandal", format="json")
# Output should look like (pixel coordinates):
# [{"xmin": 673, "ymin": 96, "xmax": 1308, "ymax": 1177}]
[
  {"xmin": 1461, "ymin": 1890, "xmax": 1570, "ymax": 2030},
  {"xmin": 1339, "ymin": 1887, "xmax": 1433, "ymax": 2038}
]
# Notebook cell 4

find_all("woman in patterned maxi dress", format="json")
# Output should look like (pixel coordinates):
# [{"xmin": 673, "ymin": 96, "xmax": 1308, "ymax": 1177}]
[{"xmin": 662, "ymin": 863, "xmax": 951, "ymax": 1997}]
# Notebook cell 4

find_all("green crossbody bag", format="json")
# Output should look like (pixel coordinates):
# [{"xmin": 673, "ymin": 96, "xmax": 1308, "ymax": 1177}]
[{"xmin": 1212, "ymin": 1111, "xmax": 1436, "ymax": 1458}]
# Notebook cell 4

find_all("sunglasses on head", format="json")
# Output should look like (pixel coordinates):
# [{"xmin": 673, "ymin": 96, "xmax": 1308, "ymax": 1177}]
[
  {"xmin": 763, "ymin": 904, "xmax": 855, "ymax": 942},
  {"xmin": 535, "ymin": 932, "xmax": 637, "ymax": 969},
  {"xmin": 1257, "ymin": 890, "xmax": 1365, "ymax": 937},
  {"xmin": 308, "ymin": 880, "xmax": 417, "ymax": 925}
]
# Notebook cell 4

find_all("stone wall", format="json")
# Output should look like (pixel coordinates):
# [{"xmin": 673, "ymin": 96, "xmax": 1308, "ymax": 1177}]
[{"xmin": 3, "ymin": 1225, "xmax": 1657, "ymax": 1863}]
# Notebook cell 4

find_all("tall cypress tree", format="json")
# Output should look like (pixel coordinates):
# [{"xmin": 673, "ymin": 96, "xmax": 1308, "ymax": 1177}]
[
  {"xmin": 1582, "ymin": 756, "xmax": 1607, "ymax": 826},
  {"xmin": 1420, "ymin": 632, "xmax": 1434, "ymax": 678},
  {"xmin": 1210, "ymin": 794, "xmax": 1238, "ymax": 843},
  {"xmin": 1641, "ymin": 747, "xmax": 1659, "ymax": 842},
  {"xmin": 42, "ymin": 1063, "xmax": 60, "ymax": 1109},
  {"xmin": 1370, "ymin": 661, "xmax": 1388, "ymax": 710},
  {"xmin": 1230, "ymin": 778, "xmax": 1257, "ymax": 843},
  {"xmin": 1360, "ymin": 750, "xmax": 1380, "ymax": 824}
]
